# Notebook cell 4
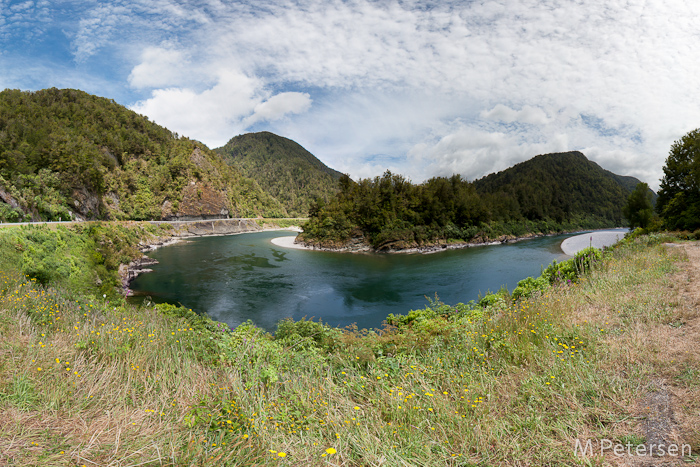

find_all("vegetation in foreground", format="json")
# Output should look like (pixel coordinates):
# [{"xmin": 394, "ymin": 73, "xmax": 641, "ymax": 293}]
[{"xmin": 1, "ymin": 224, "xmax": 698, "ymax": 465}]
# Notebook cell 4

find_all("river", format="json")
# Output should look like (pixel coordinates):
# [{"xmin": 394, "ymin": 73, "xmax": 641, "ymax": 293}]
[{"xmin": 128, "ymin": 230, "xmax": 593, "ymax": 332}]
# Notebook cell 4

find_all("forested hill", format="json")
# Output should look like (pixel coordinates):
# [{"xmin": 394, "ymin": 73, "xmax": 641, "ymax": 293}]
[
  {"xmin": 298, "ymin": 152, "xmax": 645, "ymax": 251},
  {"xmin": 472, "ymin": 151, "xmax": 642, "ymax": 224},
  {"xmin": 215, "ymin": 132, "xmax": 343, "ymax": 217},
  {"xmin": 0, "ymin": 88, "xmax": 287, "ymax": 222}
]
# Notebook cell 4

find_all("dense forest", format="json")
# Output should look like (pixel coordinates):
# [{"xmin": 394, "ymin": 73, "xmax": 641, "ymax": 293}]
[
  {"xmin": 656, "ymin": 128, "xmax": 700, "ymax": 231},
  {"xmin": 299, "ymin": 152, "xmax": 644, "ymax": 251},
  {"xmin": 215, "ymin": 132, "xmax": 343, "ymax": 217},
  {"xmin": 0, "ymin": 88, "xmax": 649, "ymax": 234},
  {"xmin": 472, "ymin": 151, "xmax": 634, "ymax": 224},
  {"xmin": 0, "ymin": 88, "xmax": 287, "ymax": 221}
]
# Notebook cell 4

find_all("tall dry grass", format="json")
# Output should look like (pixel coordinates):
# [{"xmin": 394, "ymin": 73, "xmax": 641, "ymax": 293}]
[{"xmin": 0, "ymin": 236, "xmax": 696, "ymax": 466}]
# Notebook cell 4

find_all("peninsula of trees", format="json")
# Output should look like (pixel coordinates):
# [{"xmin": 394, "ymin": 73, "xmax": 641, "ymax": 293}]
[{"xmin": 298, "ymin": 152, "xmax": 644, "ymax": 251}]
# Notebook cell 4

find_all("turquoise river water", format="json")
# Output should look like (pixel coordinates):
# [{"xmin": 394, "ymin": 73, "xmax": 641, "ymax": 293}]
[{"xmin": 128, "ymin": 231, "xmax": 583, "ymax": 332}]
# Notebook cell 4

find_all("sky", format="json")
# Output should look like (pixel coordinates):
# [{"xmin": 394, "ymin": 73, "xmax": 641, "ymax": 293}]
[{"xmin": 2, "ymin": 0, "xmax": 699, "ymax": 190}]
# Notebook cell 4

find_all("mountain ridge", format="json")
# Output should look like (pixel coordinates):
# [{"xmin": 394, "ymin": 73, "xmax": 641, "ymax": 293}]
[
  {"xmin": 0, "ymin": 88, "xmax": 288, "ymax": 221},
  {"xmin": 298, "ymin": 151, "xmax": 646, "ymax": 251},
  {"xmin": 215, "ymin": 131, "xmax": 343, "ymax": 217},
  {"xmin": 472, "ymin": 151, "xmax": 646, "ymax": 224},
  {"xmin": 0, "ymin": 88, "xmax": 649, "ymax": 230}
]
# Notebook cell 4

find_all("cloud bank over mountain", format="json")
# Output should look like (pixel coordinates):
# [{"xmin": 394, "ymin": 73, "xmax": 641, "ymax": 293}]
[{"xmin": 2, "ymin": 0, "xmax": 699, "ymax": 189}]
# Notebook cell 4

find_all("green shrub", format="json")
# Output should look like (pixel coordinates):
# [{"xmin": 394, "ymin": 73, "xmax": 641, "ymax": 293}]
[
  {"xmin": 512, "ymin": 276, "xmax": 549, "ymax": 300},
  {"xmin": 477, "ymin": 288, "xmax": 510, "ymax": 308},
  {"xmin": 274, "ymin": 317, "xmax": 342, "ymax": 352},
  {"xmin": 453, "ymin": 301, "xmax": 485, "ymax": 322},
  {"xmin": 573, "ymin": 246, "xmax": 602, "ymax": 272},
  {"xmin": 542, "ymin": 246, "xmax": 603, "ymax": 285},
  {"xmin": 154, "ymin": 302, "xmax": 225, "ymax": 334},
  {"xmin": 386, "ymin": 307, "xmax": 437, "ymax": 328},
  {"xmin": 13, "ymin": 227, "xmax": 92, "ymax": 289}
]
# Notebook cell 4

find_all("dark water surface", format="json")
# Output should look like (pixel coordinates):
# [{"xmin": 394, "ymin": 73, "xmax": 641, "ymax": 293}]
[{"xmin": 130, "ymin": 231, "xmax": 572, "ymax": 332}]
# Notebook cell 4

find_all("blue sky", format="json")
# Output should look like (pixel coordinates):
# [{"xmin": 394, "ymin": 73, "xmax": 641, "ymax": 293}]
[{"xmin": 2, "ymin": 0, "xmax": 699, "ymax": 190}]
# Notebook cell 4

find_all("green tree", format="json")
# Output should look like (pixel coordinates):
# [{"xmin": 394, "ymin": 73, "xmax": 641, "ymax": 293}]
[
  {"xmin": 656, "ymin": 129, "xmax": 700, "ymax": 230},
  {"xmin": 623, "ymin": 182, "xmax": 654, "ymax": 229}
]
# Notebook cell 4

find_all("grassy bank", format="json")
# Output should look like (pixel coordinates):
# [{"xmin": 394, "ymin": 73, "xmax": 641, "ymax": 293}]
[{"xmin": 0, "ymin": 227, "xmax": 698, "ymax": 465}]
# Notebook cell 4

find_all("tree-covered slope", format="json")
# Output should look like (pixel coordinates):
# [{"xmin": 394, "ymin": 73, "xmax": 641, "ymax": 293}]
[
  {"xmin": 299, "ymin": 152, "xmax": 645, "ymax": 251},
  {"xmin": 215, "ymin": 131, "xmax": 343, "ymax": 217},
  {"xmin": 0, "ymin": 88, "xmax": 287, "ymax": 221},
  {"xmin": 472, "ymin": 151, "xmax": 644, "ymax": 224}
]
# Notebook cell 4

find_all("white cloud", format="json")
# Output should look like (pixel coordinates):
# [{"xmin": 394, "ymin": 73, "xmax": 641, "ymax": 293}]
[
  {"xmin": 130, "ymin": 71, "xmax": 312, "ymax": 148},
  {"xmin": 244, "ymin": 92, "xmax": 312, "ymax": 126},
  {"xmin": 129, "ymin": 0, "xmax": 697, "ymax": 190},
  {"xmin": 128, "ymin": 46, "xmax": 190, "ymax": 89},
  {"xmin": 481, "ymin": 105, "xmax": 550, "ymax": 126},
  {"xmin": 71, "ymin": 4, "xmax": 131, "ymax": 63},
  {"xmin": 130, "ymin": 69, "xmax": 261, "ymax": 146},
  {"xmin": 7, "ymin": 0, "xmax": 700, "ymax": 191}
]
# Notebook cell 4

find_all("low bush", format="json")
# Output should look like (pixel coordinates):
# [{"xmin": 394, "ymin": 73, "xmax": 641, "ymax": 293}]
[
  {"xmin": 512, "ymin": 275, "xmax": 549, "ymax": 300},
  {"xmin": 274, "ymin": 316, "xmax": 342, "ymax": 352}
]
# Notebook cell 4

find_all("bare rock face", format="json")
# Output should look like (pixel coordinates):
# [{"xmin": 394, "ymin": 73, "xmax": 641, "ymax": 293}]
[
  {"xmin": 72, "ymin": 187, "xmax": 101, "ymax": 218},
  {"xmin": 161, "ymin": 148, "xmax": 232, "ymax": 221},
  {"xmin": 190, "ymin": 147, "xmax": 214, "ymax": 172},
  {"xmin": 119, "ymin": 256, "xmax": 160, "ymax": 295},
  {"xmin": 174, "ymin": 218, "xmax": 263, "ymax": 237},
  {"xmin": 103, "ymin": 192, "xmax": 120, "ymax": 210},
  {"xmin": 165, "ymin": 181, "xmax": 230, "ymax": 221},
  {"xmin": 161, "ymin": 199, "xmax": 174, "ymax": 219},
  {"xmin": 0, "ymin": 186, "xmax": 20, "ymax": 210}
]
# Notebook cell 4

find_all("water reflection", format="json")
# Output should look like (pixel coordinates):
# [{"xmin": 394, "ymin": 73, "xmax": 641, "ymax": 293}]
[{"xmin": 130, "ymin": 231, "xmax": 572, "ymax": 332}]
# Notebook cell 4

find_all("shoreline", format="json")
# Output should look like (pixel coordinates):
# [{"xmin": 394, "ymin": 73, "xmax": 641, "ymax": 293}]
[
  {"xmin": 122, "ymin": 225, "xmax": 627, "ymax": 295},
  {"xmin": 270, "ymin": 234, "xmax": 309, "ymax": 249},
  {"xmin": 272, "ymin": 227, "xmax": 628, "ymax": 255},
  {"xmin": 121, "ymin": 223, "xmax": 302, "ymax": 295},
  {"xmin": 559, "ymin": 229, "xmax": 628, "ymax": 255},
  {"xmin": 282, "ymin": 230, "xmax": 577, "ymax": 255}
]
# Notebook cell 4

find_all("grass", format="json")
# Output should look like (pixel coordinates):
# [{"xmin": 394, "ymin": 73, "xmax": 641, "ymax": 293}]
[{"xmin": 0, "ymin": 230, "xmax": 697, "ymax": 465}]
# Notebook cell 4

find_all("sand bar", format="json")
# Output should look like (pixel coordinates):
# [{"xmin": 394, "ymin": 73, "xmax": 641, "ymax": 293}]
[
  {"xmin": 270, "ymin": 235, "xmax": 311, "ymax": 250},
  {"xmin": 273, "ymin": 229, "xmax": 629, "ymax": 255},
  {"xmin": 560, "ymin": 230, "xmax": 627, "ymax": 256}
]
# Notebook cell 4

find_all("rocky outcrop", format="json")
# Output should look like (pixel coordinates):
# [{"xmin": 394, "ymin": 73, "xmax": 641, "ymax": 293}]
[
  {"xmin": 166, "ymin": 181, "xmax": 230, "ymax": 221},
  {"xmin": 0, "ymin": 186, "xmax": 20, "ymax": 210},
  {"xmin": 72, "ymin": 187, "xmax": 101, "ymax": 219},
  {"xmin": 295, "ymin": 230, "xmax": 371, "ymax": 252},
  {"xmin": 295, "ymin": 231, "xmax": 551, "ymax": 254},
  {"xmin": 168, "ymin": 218, "xmax": 263, "ymax": 237},
  {"xmin": 190, "ymin": 147, "xmax": 215, "ymax": 172},
  {"xmin": 119, "ymin": 256, "xmax": 159, "ymax": 295}
]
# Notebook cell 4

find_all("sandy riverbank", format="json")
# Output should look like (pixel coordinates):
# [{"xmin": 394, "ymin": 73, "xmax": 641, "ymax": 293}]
[
  {"xmin": 273, "ymin": 229, "xmax": 629, "ymax": 256},
  {"xmin": 270, "ymin": 235, "xmax": 310, "ymax": 250},
  {"xmin": 560, "ymin": 229, "xmax": 627, "ymax": 256}
]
